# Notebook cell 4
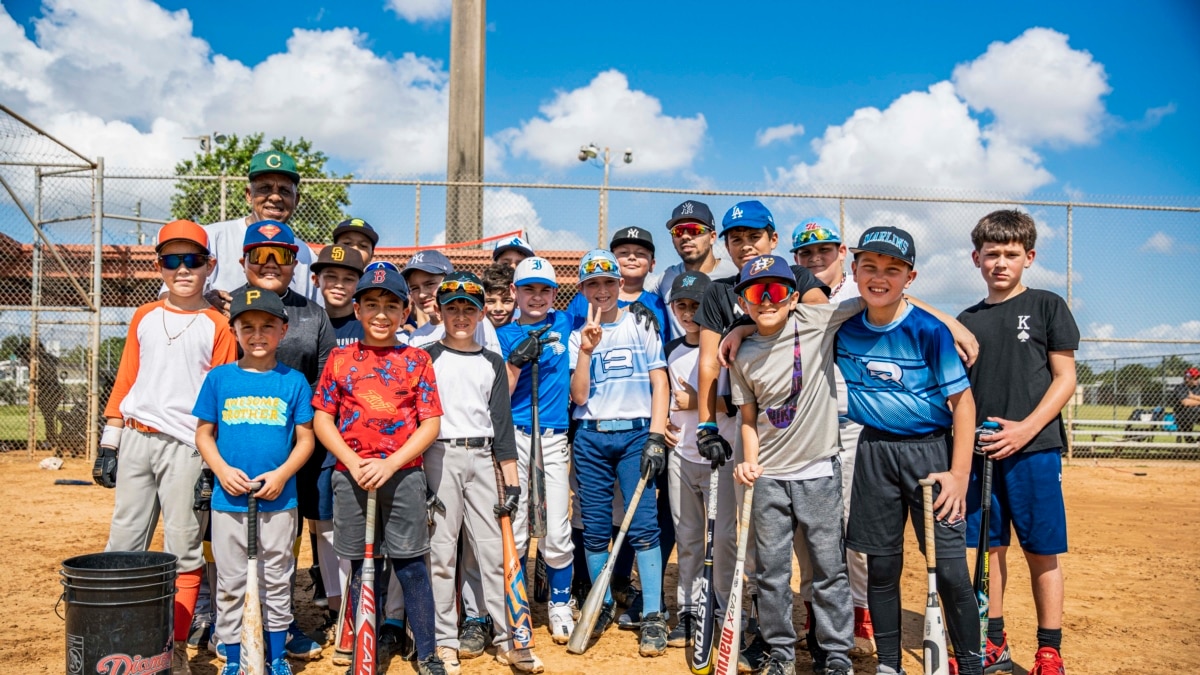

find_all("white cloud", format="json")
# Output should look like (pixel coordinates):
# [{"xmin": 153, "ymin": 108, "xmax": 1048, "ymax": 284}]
[
  {"xmin": 755, "ymin": 123, "xmax": 805, "ymax": 147},
  {"xmin": 1133, "ymin": 103, "xmax": 1176, "ymax": 130},
  {"xmin": 1141, "ymin": 231, "xmax": 1175, "ymax": 254},
  {"xmin": 1078, "ymin": 320, "xmax": 1200, "ymax": 360},
  {"xmin": 430, "ymin": 189, "xmax": 590, "ymax": 252},
  {"xmin": 385, "ymin": 0, "xmax": 451, "ymax": 22},
  {"xmin": 952, "ymin": 27, "xmax": 1110, "ymax": 146},
  {"xmin": 501, "ymin": 70, "xmax": 707, "ymax": 174}
]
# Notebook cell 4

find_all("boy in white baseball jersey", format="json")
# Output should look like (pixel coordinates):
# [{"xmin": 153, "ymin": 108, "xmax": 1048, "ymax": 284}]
[{"xmin": 97, "ymin": 220, "xmax": 239, "ymax": 674}]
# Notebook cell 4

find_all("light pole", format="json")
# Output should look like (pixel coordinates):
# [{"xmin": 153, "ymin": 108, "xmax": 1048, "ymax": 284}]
[
  {"xmin": 578, "ymin": 143, "xmax": 633, "ymax": 248},
  {"xmin": 183, "ymin": 132, "xmax": 228, "ymax": 154}
]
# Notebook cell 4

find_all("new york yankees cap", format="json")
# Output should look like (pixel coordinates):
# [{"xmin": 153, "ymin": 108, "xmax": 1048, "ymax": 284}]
[
  {"xmin": 513, "ymin": 256, "xmax": 557, "ymax": 288},
  {"xmin": 355, "ymin": 266, "xmax": 410, "ymax": 302},
  {"xmin": 670, "ymin": 270, "xmax": 711, "ymax": 303},
  {"xmin": 721, "ymin": 200, "xmax": 775, "ymax": 236},
  {"xmin": 311, "ymin": 244, "xmax": 365, "ymax": 275},
  {"xmin": 733, "ymin": 254, "xmax": 796, "ymax": 294},
  {"xmin": 610, "ymin": 225, "xmax": 655, "ymax": 254},
  {"xmin": 229, "ymin": 285, "xmax": 289, "ymax": 323},
  {"xmin": 850, "ymin": 226, "xmax": 916, "ymax": 267},
  {"xmin": 666, "ymin": 200, "xmax": 715, "ymax": 230},
  {"xmin": 401, "ymin": 249, "xmax": 454, "ymax": 278}
]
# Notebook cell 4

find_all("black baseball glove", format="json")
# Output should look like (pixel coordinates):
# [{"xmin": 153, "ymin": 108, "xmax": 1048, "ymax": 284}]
[
  {"xmin": 494, "ymin": 485, "xmax": 521, "ymax": 518},
  {"xmin": 640, "ymin": 432, "xmax": 668, "ymax": 478},
  {"xmin": 507, "ymin": 324, "xmax": 557, "ymax": 369},
  {"xmin": 92, "ymin": 446, "xmax": 118, "ymax": 488},
  {"xmin": 697, "ymin": 425, "xmax": 733, "ymax": 468}
]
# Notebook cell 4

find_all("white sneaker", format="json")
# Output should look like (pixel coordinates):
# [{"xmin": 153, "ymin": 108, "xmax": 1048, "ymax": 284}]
[
  {"xmin": 437, "ymin": 646, "xmax": 462, "ymax": 675},
  {"xmin": 548, "ymin": 602, "xmax": 576, "ymax": 645},
  {"xmin": 495, "ymin": 647, "xmax": 544, "ymax": 673}
]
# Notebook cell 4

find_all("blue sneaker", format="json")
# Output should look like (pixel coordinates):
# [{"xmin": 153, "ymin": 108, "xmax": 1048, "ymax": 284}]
[
  {"xmin": 220, "ymin": 663, "xmax": 243, "ymax": 675},
  {"xmin": 213, "ymin": 639, "xmax": 226, "ymax": 663},
  {"xmin": 268, "ymin": 656, "xmax": 294, "ymax": 675},
  {"xmin": 284, "ymin": 621, "xmax": 322, "ymax": 660}
]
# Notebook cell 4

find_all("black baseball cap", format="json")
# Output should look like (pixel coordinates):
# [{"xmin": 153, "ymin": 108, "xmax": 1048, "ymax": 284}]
[
  {"xmin": 355, "ymin": 267, "xmax": 410, "ymax": 302},
  {"xmin": 311, "ymin": 245, "xmax": 365, "ymax": 275},
  {"xmin": 670, "ymin": 270, "xmax": 711, "ymax": 303},
  {"xmin": 332, "ymin": 218, "xmax": 379, "ymax": 246},
  {"xmin": 850, "ymin": 226, "xmax": 916, "ymax": 267},
  {"xmin": 610, "ymin": 226, "xmax": 655, "ymax": 255},
  {"xmin": 229, "ymin": 285, "xmax": 289, "ymax": 323},
  {"xmin": 666, "ymin": 200, "xmax": 715, "ymax": 230},
  {"xmin": 436, "ymin": 271, "xmax": 485, "ymax": 310}
]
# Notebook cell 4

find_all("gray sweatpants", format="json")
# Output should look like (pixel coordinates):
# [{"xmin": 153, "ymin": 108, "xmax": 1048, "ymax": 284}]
[
  {"xmin": 211, "ymin": 508, "xmax": 298, "ymax": 643},
  {"xmin": 753, "ymin": 464, "xmax": 853, "ymax": 667},
  {"xmin": 667, "ymin": 453, "xmax": 736, "ymax": 617},
  {"xmin": 105, "ymin": 427, "xmax": 206, "ymax": 573}
]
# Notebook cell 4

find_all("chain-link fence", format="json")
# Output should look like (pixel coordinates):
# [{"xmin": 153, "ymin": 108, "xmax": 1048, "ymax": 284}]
[{"xmin": 3, "ymin": 105, "xmax": 1199, "ymax": 462}]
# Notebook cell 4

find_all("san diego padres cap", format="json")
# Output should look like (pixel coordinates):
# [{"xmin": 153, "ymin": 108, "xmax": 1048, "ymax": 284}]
[
  {"xmin": 229, "ymin": 285, "xmax": 289, "ymax": 323},
  {"xmin": 331, "ymin": 218, "xmax": 379, "ymax": 246},
  {"xmin": 311, "ymin": 245, "xmax": 365, "ymax": 275},
  {"xmin": 247, "ymin": 151, "xmax": 300, "ymax": 183}
]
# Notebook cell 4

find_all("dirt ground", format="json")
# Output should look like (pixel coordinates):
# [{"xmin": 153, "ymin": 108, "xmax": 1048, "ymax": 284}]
[{"xmin": 2, "ymin": 455, "xmax": 1197, "ymax": 675}]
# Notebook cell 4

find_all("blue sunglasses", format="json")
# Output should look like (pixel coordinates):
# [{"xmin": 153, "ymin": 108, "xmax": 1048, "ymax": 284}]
[{"xmin": 159, "ymin": 253, "xmax": 209, "ymax": 270}]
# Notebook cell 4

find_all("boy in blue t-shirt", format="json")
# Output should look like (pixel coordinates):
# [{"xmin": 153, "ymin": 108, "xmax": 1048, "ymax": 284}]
[
  {"xmin": 194, "ymin": 286, "xmax": 316, "ymax": 675},
  {"xmin": 835, "ymin": 226, "xmax": 983, "ymax": 675}
]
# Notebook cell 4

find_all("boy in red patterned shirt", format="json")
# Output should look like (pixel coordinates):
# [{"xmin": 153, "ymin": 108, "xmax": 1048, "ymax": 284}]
[{"xmin": 313, "ymin": 266, "xmax": 447, "ymax": 675}]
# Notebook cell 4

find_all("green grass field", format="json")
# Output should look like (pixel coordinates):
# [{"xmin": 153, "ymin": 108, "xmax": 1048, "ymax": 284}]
[{"xmin": 0, "ymin": 405, "xmax": 44, "ymax": 443}]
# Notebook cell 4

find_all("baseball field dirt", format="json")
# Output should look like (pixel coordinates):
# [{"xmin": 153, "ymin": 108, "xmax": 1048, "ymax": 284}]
[{"xmin": 1, "ymin": 454, "xmax": 1196, "ymax": 674}]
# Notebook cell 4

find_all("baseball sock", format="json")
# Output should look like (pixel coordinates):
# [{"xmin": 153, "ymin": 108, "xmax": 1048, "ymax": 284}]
[
  {"xmin": 866, "ymin": 553, "xmax": 903, "ymax": 673},
  {"xmin": 634, "ymin": 546, "xmax": 663, "ymax": 616},
  {"xmin": 585, "ymin": 549, "xmax": 614, "ymax": 605},
  {"xmin": 1036, "ymin": 627, "xmax": 1062, "ymax": 651},
  {"xmin": 988, "ymin": 616, "xmax": 1005, "ymax": 645},
  {"xmin": 267, "ymin": 630, "xmax": 287, "ymax": 661},
  {"xmin": 547, "ymin": 563, "xmax": 573, "ymax": 605},
  {"xmin": 934, "ymin": 557, "xmax": 982, "ymax": 675},
  {"xmin": 225, "ymin": 643, "xmax": 242, "ymax": 666},
  {"xmin": 173, "ymin": 567, "xmax": 204, "ymax": 641},
  {"xmin": 391, "ymin": 556, "xmax": 437, "ymax": 661}
]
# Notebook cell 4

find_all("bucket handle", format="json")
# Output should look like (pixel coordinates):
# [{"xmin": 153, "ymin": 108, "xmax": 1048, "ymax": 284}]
[
  {"xmin": 55, "ymin": 593, "xmax": 64, "ymax": 621},
  {"xmin": 61, "ymin": 578, "xmax": 176, "ymax": 594},
  {"xmin": 59, "ymin": 592, "xmax": 177, "ymax": 608}
]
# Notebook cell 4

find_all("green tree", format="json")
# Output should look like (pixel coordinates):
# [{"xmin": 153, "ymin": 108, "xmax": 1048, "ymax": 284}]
[
  {"xmin": 171, "ymin": 133, "xmax": 353, "ymax": 243},
  {"xmin": 1076, "ymin": 361, "xmax": 1097, "ymax": 385}
]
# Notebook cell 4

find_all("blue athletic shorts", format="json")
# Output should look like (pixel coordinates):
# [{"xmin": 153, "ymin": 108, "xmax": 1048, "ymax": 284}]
[{"xmin": 966, "ymin": 448, "xmax": 1067, "ymax": 555}]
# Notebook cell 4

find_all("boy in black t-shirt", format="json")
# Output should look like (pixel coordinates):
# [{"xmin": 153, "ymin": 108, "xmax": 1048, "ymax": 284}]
[{"xmin": 958, "ymin": 210, "xmax": 1079, "ymax": 675}]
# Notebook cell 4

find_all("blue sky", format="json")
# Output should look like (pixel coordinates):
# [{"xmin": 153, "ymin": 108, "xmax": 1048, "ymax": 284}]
[{"xmin": 1, "ymin": 0, "xmax": 1198, "ymax": 356}]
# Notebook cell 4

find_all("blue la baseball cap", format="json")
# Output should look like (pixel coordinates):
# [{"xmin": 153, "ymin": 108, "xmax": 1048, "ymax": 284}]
[
  {"xmin": 493, "ymin": 235, "xmax": 535, "ymax": 261},
  {"xmin": 402, "ymin": 249, "xmax": 454, "ymax": 278},
  {"xmin": 243, "ymin": 220, "xmax": 299, "ymax": 251},
  {"xmin": 578, "ymin": 249, "xmax": 621, "ymax": 283},
  {"xmin": 720, "ymin": 200, "xmax": 775, "ymax": 236},
  {"xmin": 733, "ymin": 254, "xmax": 797, "ymax": 294},
  {"xmin": 354, "ymin": 266, "xmax": 410, "ymax": 302},
  {"xmin": 513, "ymin": 256, "xmax": 557, "ymax": 288},
  {"xmin": 790, "ymin": 216, "xmax": 842, "ymax": 252}
]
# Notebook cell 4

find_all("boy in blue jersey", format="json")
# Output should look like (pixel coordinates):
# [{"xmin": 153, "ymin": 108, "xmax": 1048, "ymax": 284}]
[
  {"xmin": 835, "ymin": 226, "xmax": 982, "ymax": 675},
  {"xmin": 496, "ymin": 256, "xmax": 580, "ymax": 644},
  {"xmin": 959, "ymin": 210, "xmax": 1078, "ymax": 675},
  {"xmin": 568, "ymin": 249, "xmax": 671, "ymax": 657}
]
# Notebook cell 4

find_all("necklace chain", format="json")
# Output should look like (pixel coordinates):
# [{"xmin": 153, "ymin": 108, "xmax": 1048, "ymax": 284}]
[{"xmin": 163, "ymin": 307, "xmax": 201, "ymax": 346}]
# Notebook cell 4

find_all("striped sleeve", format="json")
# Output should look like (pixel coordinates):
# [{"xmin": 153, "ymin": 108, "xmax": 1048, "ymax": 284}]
[
  {"xmin": 103, "ymin": 302, "xmax": 157, "ymax": 420},
  {"xmin": 207, "ymin": 307, "xmax": 239, "ymax": 366}
]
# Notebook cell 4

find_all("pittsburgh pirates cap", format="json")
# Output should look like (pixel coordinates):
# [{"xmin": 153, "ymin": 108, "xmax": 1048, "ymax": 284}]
[
  {"xmin": 331, "ymin": 218, "xmax": 379, "ymax": 246},
  {"xmin": 247, "ymin": 151, "xmax": 300, "ymax": 183},
  {"xmin": 610, "ymin": 226, "xmax": 655, "ymax": 255},
  {"xmin": 311, "ymin": 245, "xmax": 365, "ymax": 275},
  {"xmin": 733, "ymin": 254, "xmax": 796, "ymax": 294},
  {"xmin": 850, "ymin": 226, "xmax": 916, "ymax": 267},
  {"xmin": 229, "ymin": 285, "xmax": 289, "ymax": 323},
  {"xmin": 670, "ymin": 270, "xmax": 711, "ymax": 303},
  {"xmin": 666, "ymin": 200, "xmax": 715, "ymax": 230}
]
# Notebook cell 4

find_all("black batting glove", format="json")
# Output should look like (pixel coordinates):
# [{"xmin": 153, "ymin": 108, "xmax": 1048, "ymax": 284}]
[
  {"xmin": 494, "ymin": 485, "xmax": 521, "ymax": 518},
  {"xmin": 640, "ymin": 432, "xmax": 668, "ymax": 478},
  {"xmin": 507, "ymin": 325, "xmax": 556, "ymax": 369},
  {"xmin": 193, "ymin": 468, "xmax": 214, "ymax": 511},
  {"xmin": 92, "ymin": 446, "xmax": 118, "ymax": 488},
  {"xmin": 628, "ymin": 301, "xmax": 661, "ymax": 337},
  {"xmin": 697, "ymin": 425, "xmax": 732, "ymax": 468}
]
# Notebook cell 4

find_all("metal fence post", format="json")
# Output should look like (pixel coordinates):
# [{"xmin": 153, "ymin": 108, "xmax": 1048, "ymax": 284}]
[
  {"xmin": 1065, "ymin": 204, "xmax": 1075, "ymax": 462},
  {"xmin": 415, "ymin": 182, "xmax": 421, "ymax": 246},
  {"xmin": 838, "ymin": 197, "xmax": 846, "ymax": 237},
  {"xmin": 219, "ymin": 174, "xmax": 227, "ymax": 222},
  {"xmin": 87, "ymin": 157, "xmax": 104, "ymax": 462},
  {"xmin": 27, "ymin": 167, "xmax": 42, "ymax": 458}
]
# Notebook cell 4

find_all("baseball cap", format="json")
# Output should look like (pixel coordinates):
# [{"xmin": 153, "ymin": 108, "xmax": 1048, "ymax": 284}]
[
  {"xmin": 229, "ymin": 285, "xmax": 289, "ymax": 323},
  {"xmin": 437, "ymin": 271, "xmax": 485, "ymax": 310},
  {"xmin": 402, "ymin": 250, "xmax": 454, "ymax": 278},
  {"xmin": 354, "ymin": 266, "xmax": 410, "ymax": 302},
  {"xmin": 610, "ymin": 226, "xmax": 655, "ymax": 255},
  {"xmin": 578, "ymin": 249, "xmax": 621, "ymax": 283},
  {"xmin": 513, "ymin": 256, "xmax": 558, "ymax": 288},
  {"xmin": 721, "ymin": 200, "xmax": 775, "ymax": 236},
  {"xmin": 243, "ymin": 220, "xmax": 299, "ymax": 252},
  {"xmin": 1187, "ymin": 367, "xmax": 1200, "ymax": 378},
  {"xmin": 247, "ymin": 150, "xmax": 300, "ymax": 183},
  {"xmin": 670, "ymin": 270, "xmax": 711, "ymax": 303},
  {"xmin": 331, "ymin": 218, "xmax": 379, "ymax": 246},
  {"xmin": 156, "ymin": 220, "xmax": 209, "ymax": 254},
  {"xmin": 790, "ymin": 216, "xmax": 842, "ymax": 252},
  {"xmin": 850, "ymin": 226, "xmax": 916, "ymax": 267},
  {"xmin": 493, "ymin": 235, "xmax": 535, "ymax": 261},
  {"xmin": 666, "ymin": 200, "xmax": 716, "ymax": 230},
  {"xmin": 311, "ymin": 245, "xmax": 365, "ymax": 275},
  {"xmin": 733, "ymin": 255, "xmax": 797, "ymax": 294}
]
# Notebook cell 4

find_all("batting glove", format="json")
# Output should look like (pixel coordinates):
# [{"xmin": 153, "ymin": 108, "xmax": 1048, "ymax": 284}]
[
  {"xmin": 697, "ymin": 424, "xmax": 732, "ymax": 468},
  {"xmin": 628, "ymin": 301, "xmax": 661, "ymax": 336},
  {"xmin": 640, "ymin": 432, "xmax": 668, "ymax": 478},
  {"xmin": 92, "ymin": 446, "xmax": 118, "ymax": 488},
  {"xmin": 494, "ymin": 485, "xmax": 521, "ymax": 518},
  {"xmin": 507, "ymin": 325, "xmax": 557, "ymax": 369},
  {"xmin": 193, "ymin": 468, "xmax": 214, "ymax": 511}
]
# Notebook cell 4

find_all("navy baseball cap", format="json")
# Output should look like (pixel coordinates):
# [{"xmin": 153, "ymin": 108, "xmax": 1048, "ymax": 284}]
[
  {"xmin": 332, "ymin": 218, "xmax": 379, "ymax": 246},
  {"xmin": 733, "ymin": 255, "xmax": 796, "ymax": 294},
  {"xmin": 402, "ymin": 250, "xmax": 454, "ymax": 278},
  {"xmin": 229, "ymin": 285, "xmax": 289, "ymax": 323},
  {"xmin": 354, "ymin": 267, "xmax": 410, "ymax": 302},
  {"xmin": 243, "ymin": 220, "xmax": 299, "ymax": 252},
  {"xmin": 670, "ymin": 270, "xmax": 711, "ymax": 303},
  {"xmin": 666, "ymin": 200, "xmax": 715, "ymax": 230},
  {"xmin": 790, "ymin": 216, "xmax": 842, "ymax": 252},
  {"xmin": 720, "ymin": 200, "xmax": 775, "ymax": 236},
  {"xmin": 437, "ymin": 271, "xmax": 486, "ymax": 310},
  {"xmin": 850, "ymin": 226, "xmax": 916, "ymax": 267},
  {"xmin": 493, "ymin": 235, "xmax": 535, "ymax": 261},
  {"xmin": 610, "ymin": 226, "xmax": 655, "ymax": 255}
]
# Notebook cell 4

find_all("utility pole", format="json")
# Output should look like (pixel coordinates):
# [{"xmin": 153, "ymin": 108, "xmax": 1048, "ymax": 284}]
[{"xmin": 445, "ymin": 0, "xmax": 485, "ymax": 245}]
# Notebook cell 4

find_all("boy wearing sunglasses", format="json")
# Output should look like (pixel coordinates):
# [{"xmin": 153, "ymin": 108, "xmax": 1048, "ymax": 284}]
[
  {"xmin": 404, "ymin": 250, "xmax": 503, "ymax": 355},
  {"xmin": 97, "ymin": 220, "xmax": 239, "ymax": 674}
]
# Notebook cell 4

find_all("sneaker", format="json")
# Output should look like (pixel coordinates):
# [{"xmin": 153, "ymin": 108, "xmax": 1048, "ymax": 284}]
[
  {"xmin": 984, "ymin": 635, "xmax": 1013, "ymax": 674},
  {"xmin": 172, "ymin": 641, "xmax": 191, "ymax": 675},
  {"xmin": 417, "ymin": 654, "xmax": 448, "ymax": 675},
  {"xmin": 666, "ymin": 612, "xmax": 695, "ymax": 648},
  {"xmin": 851, "ymin": 606, "xmax": 876, "ymax": 657},
  {"xmin": 737, "ymin": 633, "xmax": 768, "ymax": 674},
  {"xmin": 315, "ymin": 609, "xmax": 338, "ymax": 647},
  {"xmin": 212, "ymin": 638, "xmax": 226, "ymax": 663},
  {"xmin": 436, "ymin": 646, "xmax": 462, "ymax": 675},
  {"xmin": 824, "ymin": 665, "xmax": 854, "ymax": 675},
  {"xmin": 592, "ymin": 602, "xmax": 617, "ymax": 638},
  {"xmin": 618, "ymin": 588, "xmax": 643, "ymax": 629},
  {"xmin": 332, "ymin": 646, "xmax": 353, "ymax": 667},
  {"xmin": 1028, "ymin": 646, "xmax": 1065, "ymax": 675},
  {"xmin": 548, "ymin": 602, "xmax": 576, "ymax": 645},
  {"xmin": 220, "ymin": 664, "xmax": 244, "ymax": 675},
  {"xmin": 638, "ymin": 613, "xmax": 668, "ymax": 657},
  {"xmin": 875, "ymin": 667, "xmax": 906, "ymax": 675},
  {"xmin": 612, "ymin": 575, "xmax": 635, "ymax": 607},
  {"xmin": 458, "ymin": 616, "xmax": 491, "ymax": 659},
  {"xmin": 187, "ymin": 622, "xmax": 211, "ymax": 650},
  {"xmin": 759, "ymin": 656, "xmax": 797, "ymax": 675},
  {"xmin": 284, "ymin": 621, "xmax": 323, "ymax": 660},
  {"xmin": 268, "ymin": 657, "xmax": 294, "ymax": 675},
  {"xmin": 495, "ymin": 646, "xmax": 545, "ymax": 673},
  {"xmin": 380, "ymin": 619, "xmax": 414, "ymax": 661}
]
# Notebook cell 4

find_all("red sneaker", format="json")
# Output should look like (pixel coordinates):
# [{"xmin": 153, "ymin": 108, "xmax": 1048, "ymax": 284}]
[
  {"xmin": 984, "ymin": 635, "xmax": 1013, "ymax": 674},
  {"xmin": 850, "ymin": 607, "xmax": 875, "ymax": 657},
  {"xmin": 1028, "ymin": 646, "xmax": 1065, "ymax": 675},
  {"xmin": 948, "ymin": 655, "xmax": 959, "ymax": 675}
]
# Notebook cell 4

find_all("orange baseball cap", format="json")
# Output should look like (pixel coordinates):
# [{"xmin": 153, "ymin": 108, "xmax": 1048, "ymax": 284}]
[{"xmin": 156, "ymin": 220, "xmax": 209, "ymax": 254}]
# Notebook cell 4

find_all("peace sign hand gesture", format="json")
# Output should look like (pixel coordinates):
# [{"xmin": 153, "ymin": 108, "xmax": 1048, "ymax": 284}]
[{"xmin": 579, "ymin": 303, "xmax": 604, "ymax": 355}]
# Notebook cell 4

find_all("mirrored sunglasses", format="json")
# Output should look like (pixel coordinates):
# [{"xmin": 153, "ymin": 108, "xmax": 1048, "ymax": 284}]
[
  {"xmin": 796, "ymin": 227, "xmax": 839, "ymax": 247},
  {"xmin": 364, "ymin": 260, "xmax": 400, "ymax": 272},
  {"xmin": 439, "ymin": 279, "xmax": 485, "ymax": 295},
  {"xmin": 581, "ymin": 257, "xmax": 619, "ymax": 274},
  {"xmin": 739, "ymin": 281, "xmax": 795, "ymax": 305},
  {"xmin": 158, "ymin": 253, "xmax": 209, "ymax": 270},
  {"xmin": 670, "ymin": 222, "xmax": 713, "ymax": 238},
  {"xmin": 245, "ymin": 246, "xmax": 297, "ymax": 266}
]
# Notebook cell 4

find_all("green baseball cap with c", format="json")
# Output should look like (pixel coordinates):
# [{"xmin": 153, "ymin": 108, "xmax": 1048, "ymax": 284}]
[{"xmin": 248, "ymin": 151, "xmax": 300, "ymax": 183}]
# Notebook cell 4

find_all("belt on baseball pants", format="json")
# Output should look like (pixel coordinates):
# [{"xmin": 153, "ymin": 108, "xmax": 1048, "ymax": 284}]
[
  {"xmin": 576, "ymin": 418, "xmax": 649, "ymax": 433},
  {"xmin": 515, "ymin": 425, "xmax": 567, "ymax": 436},
  {"xmin": 125, "ymin": 418, "xmax": 160, "ymax": 434},
  {"xmin": 442, "ymin": 437, "xmax": 491, "ymax": 448}
]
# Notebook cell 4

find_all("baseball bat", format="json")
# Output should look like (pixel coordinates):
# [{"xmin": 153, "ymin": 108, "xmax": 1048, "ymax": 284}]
[
  {"xmin": 308, "ymin": 526, "xmax": 327, "ymax": 607},
  {"xmin": 919, "ymin": 478, "xmax": 950, "ymax": 675},
  {"xmin": 533, "ymin": 548, "xmax": 549, "ymax": 604},
  {"xmin": 689, "ymin": 468, "xmax": 721, "ymax": 675},
  {"xmin": 333, "ymin": 573, "xmax": 354, "ymax": 664},
  {"xmin": 354, "ymin": 489, "xmax": 379, "ymax": 675},
  {"xmin": 529, "ymin": 349, "xmax": 548, "ymax": 538},
  {"xmin": 714, "ymin": 485, "xmax": 754, "ymax": 675},
  {"xmin": 973, "ymin": 421, "xmax": 1000, "ymax": 663},
  {"xmin": 496, "ymin": 461, "xmax": 536, "ymax": 649},
  {"xmin": 242, "ymin": 481, "xmax": 265, "ymax": 675},
  {"xmin": 567, "ymin": 472, "xmax": 651, "ymax": 654}
]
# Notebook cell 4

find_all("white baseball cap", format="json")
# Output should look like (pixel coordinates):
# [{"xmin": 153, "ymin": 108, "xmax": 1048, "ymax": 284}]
[{"xmin": 513, "ymin": 256, "xmax": 557, "ymax": 288}]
